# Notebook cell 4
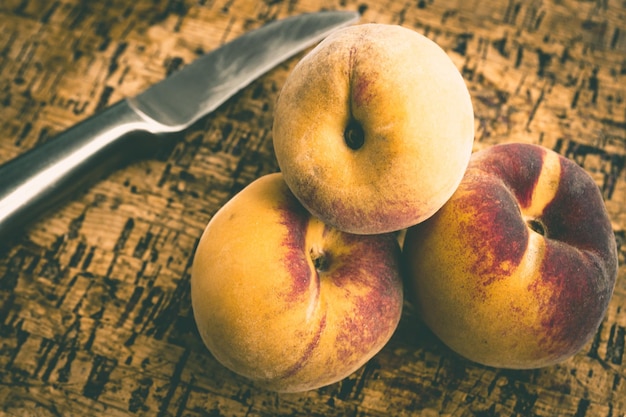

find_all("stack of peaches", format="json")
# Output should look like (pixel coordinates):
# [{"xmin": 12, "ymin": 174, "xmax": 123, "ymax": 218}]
[{"xmin": 190, "ymin": 23, "xmax": 618, "ymax": 393}]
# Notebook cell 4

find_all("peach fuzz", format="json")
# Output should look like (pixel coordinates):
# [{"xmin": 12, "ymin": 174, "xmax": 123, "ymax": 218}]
[
  {"xmin": 403, "ymin": 143, "xmax": 618, "ymax": 369},
  {"xmin": 190, "ymin": 173, "xmax": 404, "ymax": 392},
  {"xmin": 272, "ymin": 23, "xmax": 474, "ymax": 234}
]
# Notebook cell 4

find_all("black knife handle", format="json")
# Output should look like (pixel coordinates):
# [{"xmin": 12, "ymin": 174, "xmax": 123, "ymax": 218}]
[{"xmin": 0, "ymin": 100, "xmax": 163, "ymax": 240}]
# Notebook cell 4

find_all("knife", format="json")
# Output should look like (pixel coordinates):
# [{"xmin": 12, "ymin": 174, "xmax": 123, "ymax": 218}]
[{"xmin": 0, "ymin": 11, "xmax": 359, "ymax": 239}]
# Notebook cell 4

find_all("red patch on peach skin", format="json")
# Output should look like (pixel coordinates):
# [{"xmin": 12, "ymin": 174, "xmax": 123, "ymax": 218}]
[
  {"xmin": 331, "ymin": 232, "xmax": 402, "ymax": 289},
  {"xmin": 278, "ymin": 187, "xmax": 314, "ymax": 303},
  {"xmin": 324, "ymin": 194, "xmax": 422, "ymax": 234},
  {"xmin": 333, "ymin": 293, "xmax": 401, "ymax": 366},
  {"xmin": 532, "ymin": 156, "xmax": 617, "ymax": 357},
  {"xmin": 473, "ymin": 143, "xmax": 545, "ymax": 209},
  {"xmin": 453, "ymin": 174, "xmax": 529, "ymax": 288},
  {"xmin": 352, "ymin": 76, "xmax": 374, "ymax": 108},
  {"xmin": 541, "ymin": 157, "xmax": 617, "ymax": 260},
  {"xmin": 348, "ymin": 45, "xmax": 372, "ymax": 109},
  {"xmin": 330, "ymin": 233, "xmax": 403, "ymax": 361},
  {"xmin": 278, "ymin": 313, "xmax": 327, "ymax": 380},
  {"xmin": 531, "ymin": 241, "xmax": 609, "ymax": 359}
]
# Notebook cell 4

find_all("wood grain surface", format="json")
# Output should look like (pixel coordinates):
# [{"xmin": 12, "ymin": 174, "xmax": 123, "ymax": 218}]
[{"xmin": 1, "ymin": 0, "xmax": 625, "ymax": 416}]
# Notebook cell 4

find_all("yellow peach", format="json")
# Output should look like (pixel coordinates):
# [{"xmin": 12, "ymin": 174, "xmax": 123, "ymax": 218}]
[
  {"xmin": 404, "ymin": 143, "xmax": 618, "ymax": 368},
  {"xmin": 191, "ymin": 173, "xmax": 403, "ymax": 392},
  {"xmin": 272, "ymin": 23, "xmax": 474, "ymax": 234}
]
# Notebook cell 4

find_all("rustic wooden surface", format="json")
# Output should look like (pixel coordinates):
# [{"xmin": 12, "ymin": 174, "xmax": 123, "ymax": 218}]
[{"xmin": 0, "ymin": 0, "xmax": 625, "ymax": 415}]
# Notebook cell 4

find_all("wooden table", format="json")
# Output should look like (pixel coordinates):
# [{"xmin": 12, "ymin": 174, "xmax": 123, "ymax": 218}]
[{"xmin": 0, "ymin": 0, "xmax": 624, "ymax": 415}]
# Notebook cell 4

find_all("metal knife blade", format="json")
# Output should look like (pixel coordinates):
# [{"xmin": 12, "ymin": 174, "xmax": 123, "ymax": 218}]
[
  {"xmin": 131, "ymin": 10, "xmax": 359, "ymax": 130},
  {"xmin": 0, "ymin": 11, "xmax": 359, "ymax": 240}
]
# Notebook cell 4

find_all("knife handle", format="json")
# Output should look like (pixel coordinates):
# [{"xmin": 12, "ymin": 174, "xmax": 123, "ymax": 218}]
[{"xmin": 0, "ymin": 99, "xmax": 163, "ymax": 239}]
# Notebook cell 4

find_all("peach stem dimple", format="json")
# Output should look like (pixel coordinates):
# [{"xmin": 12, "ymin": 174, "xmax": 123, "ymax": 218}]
[
  {"xmin": 527, "ymin": 218, "xmax": 547, "ymax": 237},
  {"xmin": 310, "ymin": 247, "xmax": 330, "ymax": 273},
  {"xmin": 344, "ymin": 119, "xmax": 365, "ymax": 150}
]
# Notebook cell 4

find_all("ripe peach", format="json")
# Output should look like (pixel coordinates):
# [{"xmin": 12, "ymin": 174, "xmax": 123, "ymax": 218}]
[
  {"xmin": 404, "ymin": 143, "xmax": 618, "ymax": 368},
  {"xmin": 272, "ymin": 23, "xmax": 474, "ymax": 234},
  {"xmin": 191, "ymin": 173, "xmax": 403, "ymax": 392}
]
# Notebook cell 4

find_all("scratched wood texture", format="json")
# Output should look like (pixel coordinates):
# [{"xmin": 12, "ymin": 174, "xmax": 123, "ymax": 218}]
[{"xmin": 0, "ymin": 0, "xmax": 625, "ymax": 416}]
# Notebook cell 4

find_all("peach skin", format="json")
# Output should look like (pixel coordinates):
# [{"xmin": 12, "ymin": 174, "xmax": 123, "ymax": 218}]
[
  {"xmin": 404, "ymin": 143, "xmax": 618, "ymax": 369},
  {"xmin": 191, "ymin": 173, "xmax": 404, "ymax": 392},
  {"xmin": 272, "ymin": 23, "xmax": 474, "ymax": 234}
]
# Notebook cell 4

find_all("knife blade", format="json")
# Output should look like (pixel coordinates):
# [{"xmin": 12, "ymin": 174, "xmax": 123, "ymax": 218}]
[{"xmin": 0, "ymin": 11, "xmax": 359, "ymax": 240}]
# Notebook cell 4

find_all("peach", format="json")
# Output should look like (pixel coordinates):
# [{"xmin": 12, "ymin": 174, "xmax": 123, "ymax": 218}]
[
  {"xmin": 403, "ymin": 143, "xmax": 618, "ymax": 368},
  {"xmin": 190, "ymin": 173, "xmax": 403, "ymax": 392},
  {"xmin": 272, "ymin": 23, "xmax": 474, "ymax": 234}
]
